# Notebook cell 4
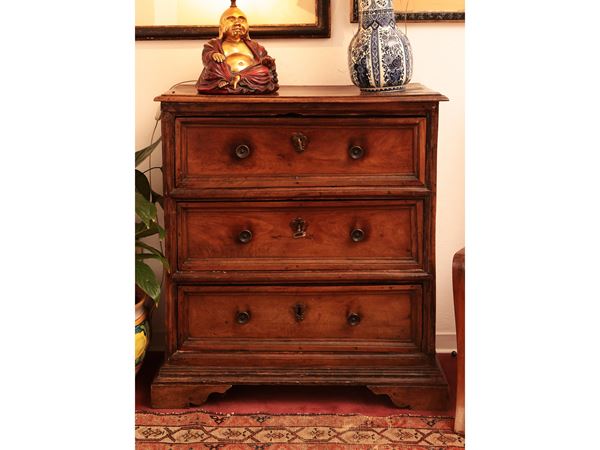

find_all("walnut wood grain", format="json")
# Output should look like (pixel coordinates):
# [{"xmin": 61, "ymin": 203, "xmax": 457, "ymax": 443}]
[
  {"xmin": 178, "ymin": 285, "xmax": 421, "ymax": 344},
  {"xmin": 160, "ymin": 111, "xmax": 177, "ymax": 356},
  {"xmin": 177, "ymin": 200, "xmax": 424, "ymax": 272},
  {"xmin": 167, "ymin": 351, "xmax": 431, "ymax": 369},
  {"xmin": 156, "ymin": 84, "xmax": 448, "ymax": 103},
  {"xmin": 169, "ymin": 186, "xmax": 432, "ymax": 201},
  {"xmin": 152, "ymin": 364, "xmax": 448, "ymax": 409},
  {"xmin": 152, "ymin": 85, "xmax": 448, "ymax": 410},
  {"xmin": 367, "ymin": 385, "xmax": 449, "ymax": 410},
  {"xmin": 151, "ymin": 384, "xmax": 232, "ymax": 409},
  {"xmin": 175, "ymin": 117, "xmax": 426, "ymax": 190},
  {"xmin": 170, "ymin": 269, "xmax": 431, "ymax": 284}
]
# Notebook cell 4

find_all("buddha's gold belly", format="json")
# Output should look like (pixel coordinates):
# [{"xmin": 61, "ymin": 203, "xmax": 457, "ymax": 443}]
[{"xmin": 226, "ymin": 53, "xmax": 256, "ymax": 73}]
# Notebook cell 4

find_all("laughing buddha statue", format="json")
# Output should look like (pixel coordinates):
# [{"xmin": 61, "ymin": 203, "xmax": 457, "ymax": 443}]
[{"xmin": 196, "ymin": 0, "xmax": 279, "ymax": 94}]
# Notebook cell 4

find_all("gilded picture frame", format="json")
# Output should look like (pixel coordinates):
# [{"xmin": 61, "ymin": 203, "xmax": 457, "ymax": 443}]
[
  {"xmin": 351, "ymin": 0, "xmax": 464, "ymax": 22},
  {"xmin": 136, "ymin": 0, "xmax": 330, "ymax": 40}
]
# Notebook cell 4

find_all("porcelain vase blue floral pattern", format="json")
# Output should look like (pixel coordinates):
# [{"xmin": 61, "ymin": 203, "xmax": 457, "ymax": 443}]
[{"xmin": 349, "ymin": 0, "xmax": 413, "ymax": 92}]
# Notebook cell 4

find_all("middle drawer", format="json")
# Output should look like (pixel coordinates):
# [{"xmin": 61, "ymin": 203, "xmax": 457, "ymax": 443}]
[{"xmin": 177, "ymin": 199, "xmax": 425, "ymax": 272}]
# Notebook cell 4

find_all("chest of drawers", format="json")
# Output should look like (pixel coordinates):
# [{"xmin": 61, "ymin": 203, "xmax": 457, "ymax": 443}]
[{"xmin": 151, "ymin": 85, "xmax": 449, "ymax": 410}]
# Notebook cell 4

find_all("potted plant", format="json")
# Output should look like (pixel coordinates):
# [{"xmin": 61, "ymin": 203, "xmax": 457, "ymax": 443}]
[{"xmin": 135, "ymin": 136, "xmax": 169, "ymax": 374}]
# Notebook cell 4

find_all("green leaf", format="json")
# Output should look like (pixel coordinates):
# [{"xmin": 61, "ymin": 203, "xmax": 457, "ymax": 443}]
[
  {"xmin": 135, "ymin": 253, "xmax": 162, "ymax": 260},
  {"xmin": 135, "ymin": 137, "xmax": 162, "ymax": 167},
  {"xmin": 136, "ymin": 242, "xmax": 170, "ymax": 271},
  {"xmin": 135, "ymin": 169, "xmax": 152, "ymax": 201},
  {"xmin": 135, "ymin": 221, "xmax": 149, "ymax": 236},
  {"xmin": 156, "ymin": 223, "xmax": 166, "ymax": 240},
  {"xmin": 135, "ymin": 221, "xmax": 165, "ymax": 240},
  {"xmin": 135, "ymin": 260, "xmax": 161, "ymax": 306},
  {"xmin": 135, "ymin": 241, "xmax": 164, "ymax": 257},
  {"xmin": 135, "ymin": 192, "xmax": 157, "ymax": 227},
  {"xmin": 135, "ymin": 252, "xmax": 170, "ymax": 272}
]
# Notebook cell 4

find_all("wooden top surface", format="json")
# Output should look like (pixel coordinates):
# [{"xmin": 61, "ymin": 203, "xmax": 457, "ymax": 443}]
[{"xmin": 155, "ymin": 84, "xmax": 448, "ymax": 103}]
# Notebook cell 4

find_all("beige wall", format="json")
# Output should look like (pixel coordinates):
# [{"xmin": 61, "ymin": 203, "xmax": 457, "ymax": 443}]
[
  {"xmin": 136, "ymin": 0, "xmax": 464, "ymax": 351},
  {"xmin": 136, "ymin": 0, "xmax": 319, "ymax": 26}
]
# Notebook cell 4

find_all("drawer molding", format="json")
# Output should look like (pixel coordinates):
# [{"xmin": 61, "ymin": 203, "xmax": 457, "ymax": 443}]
[
  {"xmin": 177, "ymin": 200, "xmax": 425, "ymax": 273},
  {"xmin": 177, "ymin": 284, "xmax": 423, "ymax": 353},
  {"xmin": 152, "ymin": 362, "xmax": 449, "ymax": 410},
  {"xmin": 171, "ymin": 269, "xmax": 432, "ymax": 284},
  {"xmin": 175, "ymin": 117, "xmax": 427, "ymax": 191},
  {"xmin": 153, "ymin": 84, "xmax": 448, "ymax": 410},
  {"xmin": 179, "ymin": 337, "xmax": 421, "ymax": 353},
  {"xmin": 169, "ymin": 185, "xmax": 433, "ymax": 200}
]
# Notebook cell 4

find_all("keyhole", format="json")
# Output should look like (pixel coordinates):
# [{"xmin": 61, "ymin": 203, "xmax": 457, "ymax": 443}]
[{"xmin": 294, "ymin": 304, "xmax": 305, "ymax": 322}]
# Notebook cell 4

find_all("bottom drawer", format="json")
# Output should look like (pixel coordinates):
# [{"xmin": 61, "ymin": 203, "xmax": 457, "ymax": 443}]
[{"xmin": 177, "ymin": 285, "xmax": 423, "ymax": 352}]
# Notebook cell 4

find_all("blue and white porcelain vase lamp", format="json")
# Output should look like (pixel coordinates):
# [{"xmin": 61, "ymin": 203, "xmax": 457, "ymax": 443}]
[{"xmin": 349, "ymin": 0, "xmax": 413, "ymax": 92}]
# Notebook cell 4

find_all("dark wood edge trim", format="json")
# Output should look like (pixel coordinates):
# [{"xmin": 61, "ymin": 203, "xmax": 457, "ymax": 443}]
[
  {"xmin": 350, "ymin": 1, "xmax": 464, "ymax": 23},
  {"xmin": 170, "ymin": 187, "xmax": 431, "ymax": 200},
  {"xmin": 160, "ymin": 112, "xmax": 178, "ymax": 356},
  {"xmin": 174, "ymin": 198, "xmax": 425, "ymax": 207},
  {"xmin": 155, "ymin": 366, "xmax": 447, "ymax": 382},
  {"xmin": 182, "ymin": 337, "xmax": 418, "ymax": 346},
  {"xmin": 176, "ymin": 284, "xmax": 424, "ymax": 294},
  {"xmin": 171, "ymin": 270, "xmax": 432, "ymax": 284},
  {"xmin": 157, "ymin": 97, "xmax": 448, "ymax": 106},
  {"xmin": 174, "ymin": 116, "xmax": 427, "ymax": 125},
  {"xmin": 179, "ymin": 339, "xmax": 420, "ymax": 353},
  {"xmin": 175, "ymin": 176, "xmax": 426, "ymax": 185},
  {"xmin": 150, "ymin": 384, "xmax": 232, "ymax": 409},
  {"xmin": 137, "ymin": 0, "xmax": 330, "ymax": 40},
  {"xmin": 423, "ymin": 106, "xmax": 439, "ymax": 354},
  {"xmin": 179, "ymin": 262, "xmax": 424, "ymax": 274},
  {"xmin": 170, "ymin": 185, "xmax": 430, "ymax": 202}
]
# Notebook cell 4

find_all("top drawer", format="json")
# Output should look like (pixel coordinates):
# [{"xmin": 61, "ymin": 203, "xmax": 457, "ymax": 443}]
[{"xmin": 174, "ymin": 117, "xmax": 427, "ymax": 191}]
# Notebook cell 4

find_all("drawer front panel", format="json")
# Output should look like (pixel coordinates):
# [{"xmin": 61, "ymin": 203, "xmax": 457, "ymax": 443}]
[
  {"xmin": 178, "ymin": 285, "xmax": 422, "ymax": 348},
  {"xmin": 177, "ymin": 200, "xmax": 424, "ymax": 272},
  {"xmin": 175, "ymin": 117, "xmax": 427, "ymax": 189}
]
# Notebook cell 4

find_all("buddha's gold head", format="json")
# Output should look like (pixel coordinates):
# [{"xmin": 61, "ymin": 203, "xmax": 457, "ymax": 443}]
[{"xmin": 218, "ymin": 0, "xmax": 249, "ymax": 40}]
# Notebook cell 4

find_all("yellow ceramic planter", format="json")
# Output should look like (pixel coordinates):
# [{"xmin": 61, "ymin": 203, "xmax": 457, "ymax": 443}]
[{"xmin": 135, "ymin": 297, "xmax": 150, "ymax": 374}]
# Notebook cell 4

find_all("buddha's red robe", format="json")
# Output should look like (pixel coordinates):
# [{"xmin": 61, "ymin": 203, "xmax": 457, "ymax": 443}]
[{"xmin": 196, "ymin": 38, "xmax": 278, "ymax": 94}]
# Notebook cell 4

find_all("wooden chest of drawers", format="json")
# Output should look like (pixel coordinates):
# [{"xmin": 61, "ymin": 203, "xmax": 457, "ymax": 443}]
[{"xmin": 151, "ymin": 85, "xmax": 449, "ymax": 410}]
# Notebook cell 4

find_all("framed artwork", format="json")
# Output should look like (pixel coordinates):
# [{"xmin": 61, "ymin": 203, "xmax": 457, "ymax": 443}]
[
  {"xmin": 351, "ymin": 0, "xmax": 464, "ymax": 22},
  {"xmin": 136, "ymin": 0, "xmax": 330, "ymax": 40}
]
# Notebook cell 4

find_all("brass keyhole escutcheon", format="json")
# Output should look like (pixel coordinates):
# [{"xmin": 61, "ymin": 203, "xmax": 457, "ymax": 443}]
[
  {"xmin": 290, "ymin": 217, "xmax": 308, "ymax": 239},
  {"xmin": 291, "ymin": 132, "xmax": 309, "ymax": 153},
  {"xmin": 294, "ymin": 304, "xmax": 306, "ymax": 322}
]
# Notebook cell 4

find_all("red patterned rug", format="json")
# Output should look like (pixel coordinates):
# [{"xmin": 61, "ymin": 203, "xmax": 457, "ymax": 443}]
[{"xmin": 135, "ymin": 409, "xmax": 464, "ymax": 449}]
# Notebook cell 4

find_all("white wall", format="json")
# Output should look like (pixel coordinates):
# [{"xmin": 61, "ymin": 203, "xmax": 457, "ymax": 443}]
[{"xmin": 136, "ymin": 0, "xmax": 464, "ymax": 351}]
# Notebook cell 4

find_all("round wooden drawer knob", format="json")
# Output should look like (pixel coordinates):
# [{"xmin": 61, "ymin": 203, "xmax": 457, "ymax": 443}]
[
  {"xmin": 347, "ymin": 312, "xmax": 361, "ymax": 326},
  {"xmin": 349, "ymin": 145, "xmax": 365, "ymax": 160},
  {"xmin": 234, "ymin": 144, "xmax": 251, "ymax": 159},
  {"xmin": 238, "ymin": 229, "xmax": 253, "ymax": 244},
  {"xmin": 350, "ymin": 228, "xmax": 365, "ymax": 242},
  {"xmin": 236, "ymin": 311, "xmax": 251, "ymax": 324}
]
